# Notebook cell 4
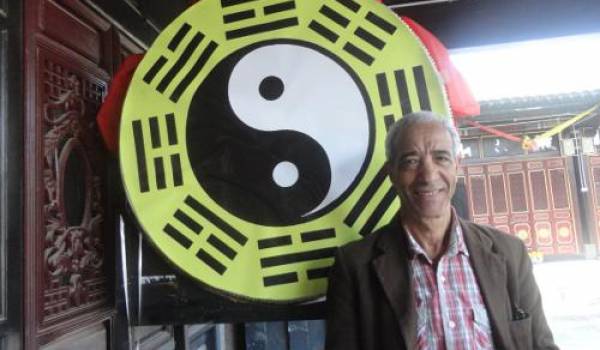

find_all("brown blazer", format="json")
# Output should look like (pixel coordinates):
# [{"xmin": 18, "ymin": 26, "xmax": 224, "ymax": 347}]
[{"xmin": 325, "ymin": 218, "xmax": 559, "ymax": 350}]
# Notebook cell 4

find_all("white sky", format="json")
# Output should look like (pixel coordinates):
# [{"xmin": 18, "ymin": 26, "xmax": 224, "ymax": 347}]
[{"xmin": 449, "ymin": 32, "xmax": 600, "ymax": 101}]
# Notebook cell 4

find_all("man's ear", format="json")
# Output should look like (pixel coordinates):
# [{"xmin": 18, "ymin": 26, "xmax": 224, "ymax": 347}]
[
  {"xmin": 384, "ymin": 160, "xmax": 392, "ymax": 176},
  {"xmin": 384, "ymin": 160, "xmax": 397, "ymax": 183}
]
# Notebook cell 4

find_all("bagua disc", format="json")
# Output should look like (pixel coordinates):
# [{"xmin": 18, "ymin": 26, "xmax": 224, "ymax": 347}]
[{"xmin": 120, "ymin": 0, "xmax": 450, "ymax": 302}]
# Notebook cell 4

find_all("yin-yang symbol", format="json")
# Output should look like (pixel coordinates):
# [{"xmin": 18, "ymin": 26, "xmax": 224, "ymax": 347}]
[{"xmin": 187, "ymin": 40, "xmax": 372, "ymax": 226}]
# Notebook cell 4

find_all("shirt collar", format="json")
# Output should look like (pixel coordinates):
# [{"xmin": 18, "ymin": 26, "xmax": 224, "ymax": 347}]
[{"xmin": 404, "ymin": 209, "xmax": 469, "ymax": 261}]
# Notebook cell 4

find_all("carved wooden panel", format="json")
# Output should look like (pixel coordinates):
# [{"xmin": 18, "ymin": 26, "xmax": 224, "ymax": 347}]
[
  {"xmin": 529, "ymin": 170, "xmax": 549, "ymax": 210},
  {"xmin": 462, "ymin": 158, "xmax": 580, "ymax": 255},
  {"xmin": 21, "ymin": 0, "xmax": 151, "ymax": 347},
  {"xmin": 587, "ymin": 157, "xmax": 600, "ymax": 252},
  {"xmin": 508, "ymin": 172, "xmax": 528, "ymax": 212},
  {"xmin": 38, "ymin": 45, "xmax": 109, "ymax": 326},
  {"xmin": 469, "ymin": 175, "xmax": 488, "ymax": 216},
  {"xmin": 549, "ymin": 168, "xmax": 569, "ymax": 210},
  {"xmin": 489, "ymin": 174, "xmax": 508, "ymax": 214},
  {"xmin": 25, "ymin": 0, "xmax": 121, "ymax": 346}
]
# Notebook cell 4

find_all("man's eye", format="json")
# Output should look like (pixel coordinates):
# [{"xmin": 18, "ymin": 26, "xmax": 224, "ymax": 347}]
[
  {"xmin": 400, "ymin": 158, "xmax": 419, "ymax": 167},
  {"xmin": 435, "ymin": 154, "xmax": 451, "ymax": 163}
]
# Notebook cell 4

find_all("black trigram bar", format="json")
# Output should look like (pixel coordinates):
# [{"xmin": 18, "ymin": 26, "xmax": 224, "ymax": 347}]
[
  {"xmin": 171, "ymin": 154, "xmax": 183, "ymax": 187},
  {"xmin": 154, "ymin": 157, "xmax": 166, "ymax": 189},
  {"xmin": 170, "ymin": 41, "xmax": 218, "ymax": 103},
  {"xmin": 174, "ymin": 209, "xmax": 203, "ymax": 234},
  {"xmin": 365, "ymin": 11, "xmax": 396, "ymax": 35},
  {"xmin": 168, "ymin": 23, "xmax": 192, "ymax": 51},
  {"xmin": 149, "ymin": 116, "xmax": 161, "ymax": 148},
  {"xmin": 147, "ymin": 154, "xmax": 184, "ymax": 190},
  {"xmin": 165, "ymin": 113, "xmax": 178, "ymax": 145},
  {"xmin": 164, "ymin": 223, "xmax": 193, "ymax": 249},
  {"xmin": 132, "ymin": 120, "xmax": 149, "ymax": 193},
  {"xmin": 143, "ymin": 27, "xmax": 216, "ymax": 103},
  {"xmin": 359, "ymin": 188, "xmax": 397, "ymax": 236},
  {"xmin": 307, "ymin": 267, "xmax": 330, "ymax": 280},
  {"xmin": 145, "ymin": 23, "xmax": 195, "ymax": 85},
  {"xmin": 207, "ymin": 234, "xmax": 237, "ymax": 260},
  {"xmin": 320, "ymin": 5, "xmax": 350, "ymax": 28},
  {"xmin": 260, "ymin": 247, "xmax": 336, "ymax": 268},
  {"xmin": 196, "ymin": 249, "xmax": 226, "ymax": 275},
  {"xmin": 395, "ymin": 69, "xmax": 413, "ymax": 115},
  {"xmin": 263, "ymin": 272, "xmax": 298, "ymax": 287},
  {"xmin": 413, "ymin": 65, "xmax": 432, "ymax": 111},
  {"xmin": 157, "ymin": 32, "xmax": 205, "ymax": 93},
  {"xmin": 376, "ymin": 73, "xmax": 391, "ymax": 107},
  {"xmin": 336, "ymin": 0, "xmax": 360, "ymax": 12},
  {"xmin": 221, "ymin": 0, "xmax": 257, "ymax": 7},
  {"xmin": 264, "ymin": 0, "xmax": 295, "ymax": 15},
  {"xmin": 131, "ymin": 116, "xmax": 183, "ymax": 192},
  {"xmin": 223, "ymin": 9, "xmax": 255, "ymax": 24},
  {"xmin": 343, "ymin": 42, "xmax": 374, "ymax": 66},
  {"xmin": 225, "ymin": 17, "xmax": 298, "ymax": 40},
  {"xmin": 384, "ymin": 115, "xmax": 395, "ymax": 130},
  {"xmin": 354, "ymin": 27, "xmax": 385, "ymax": 50},
  {"xmin": 143, "ymin": 57, "xmax": 167, "ymax": 84},
  {"xmin": 184, "ymin": 195, "xmax": 248, "ymax": 246},
  {"xmin": 258, "ymin": 235, "xmax": 292, "ymax": 249},
  {"xmin": 301, "ymin": 228, "xmax": 336, "ymax": 243},
  {"xmin": 344, "ymin": 166, "xmax": 388, "ymax": 227},
  {"xmin": 308, "ymin": 20, "xmax": 339, "ymax": 43}
]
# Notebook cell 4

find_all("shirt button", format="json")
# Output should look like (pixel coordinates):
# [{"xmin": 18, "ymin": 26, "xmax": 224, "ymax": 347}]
[
  {"xmin": 449, "ymin": 321, "xmax": 456, "ymax": 329},
  {"xmin": 440, "ymin": 276, "xmax": 446, "ymax": 283}
]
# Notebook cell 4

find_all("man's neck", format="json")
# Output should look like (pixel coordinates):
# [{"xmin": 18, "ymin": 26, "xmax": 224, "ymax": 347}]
[{"xmin": 401, "ymin": 209, "xmax": 453, "ymax": 261}]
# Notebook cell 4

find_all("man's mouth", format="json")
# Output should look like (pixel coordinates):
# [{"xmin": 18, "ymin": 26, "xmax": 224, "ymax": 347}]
[{"xmin": 414, "ymin": 189, "xmax": 442, "ymax": 196}]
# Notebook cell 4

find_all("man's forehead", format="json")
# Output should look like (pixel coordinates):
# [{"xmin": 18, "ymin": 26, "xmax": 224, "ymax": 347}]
[{"xmin": 396, "ymin": 123, "xmax": 453, "ymax": 151}]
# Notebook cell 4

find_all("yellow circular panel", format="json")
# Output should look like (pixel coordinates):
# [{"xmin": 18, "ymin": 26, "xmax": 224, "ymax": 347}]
[{"xmin": 120, "ymin": 0, "xmax": 449, "ymax": 302}]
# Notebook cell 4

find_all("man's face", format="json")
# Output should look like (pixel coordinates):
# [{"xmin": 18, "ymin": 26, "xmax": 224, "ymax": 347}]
[{"xmin": 387, "ymin": 122, "xmax": 459, "ymax": 221}]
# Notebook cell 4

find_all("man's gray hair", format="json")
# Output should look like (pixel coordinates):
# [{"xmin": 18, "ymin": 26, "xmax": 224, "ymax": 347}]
[{"xmin": 385, "ymin": 111, "xmax": 462, "ymax": 162}]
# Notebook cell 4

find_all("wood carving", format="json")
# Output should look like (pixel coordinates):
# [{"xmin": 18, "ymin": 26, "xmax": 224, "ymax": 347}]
[{"xmin": 41, "ymin": 62, "xmax": 107, "ymax": 319}]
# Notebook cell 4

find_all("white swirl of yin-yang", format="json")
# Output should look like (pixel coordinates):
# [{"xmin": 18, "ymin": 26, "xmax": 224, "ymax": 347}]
[{"xmin": 228, "ymin": 43, "xmax": 370, "ymax": 217}]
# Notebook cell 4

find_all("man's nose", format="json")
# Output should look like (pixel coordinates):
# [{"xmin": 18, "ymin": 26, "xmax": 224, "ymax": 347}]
[{"xmin": 417, "ymin": 157, "xmax": 436, "ymax": 182}]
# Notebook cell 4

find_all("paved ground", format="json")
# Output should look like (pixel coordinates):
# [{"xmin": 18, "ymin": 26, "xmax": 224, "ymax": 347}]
[{"xmin": 534, "ymin": 260, "xmax": 600, "ymax": 349}]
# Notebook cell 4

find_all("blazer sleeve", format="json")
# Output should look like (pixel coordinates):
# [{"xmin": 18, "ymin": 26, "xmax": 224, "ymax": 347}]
[
  {"xmin": 325, "ymin": 248, "xmax": 361, "ymax": 350},
  {"xmin": 513, "ymin": 240, "xmax": 560, "ymax": 350}
]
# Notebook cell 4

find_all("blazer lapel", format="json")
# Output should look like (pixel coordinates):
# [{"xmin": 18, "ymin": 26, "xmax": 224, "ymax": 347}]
[
  {"xmin": 371, "ymin": 223, "xmax": 417, "ymax": 350},
  {"xmin": 461, "ymin": 220, "xmax": 513, "ymax": 349}
]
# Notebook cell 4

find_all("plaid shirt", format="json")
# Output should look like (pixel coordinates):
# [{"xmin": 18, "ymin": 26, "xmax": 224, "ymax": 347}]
[{"xmin": 405, "ymin": 218, "xmax": 494, "ymax": 350}]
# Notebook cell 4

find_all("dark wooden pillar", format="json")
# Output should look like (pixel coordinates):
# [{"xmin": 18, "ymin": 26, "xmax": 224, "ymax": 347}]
[{"xmin": 0, "ymin": 0, "xmax": 24, "ymax": 347}]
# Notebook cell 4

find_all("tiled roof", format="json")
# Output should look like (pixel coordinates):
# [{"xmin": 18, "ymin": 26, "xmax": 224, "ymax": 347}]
[{"xmin": 479, "ymin": 89, "xmax": 600, "ymax": 113}]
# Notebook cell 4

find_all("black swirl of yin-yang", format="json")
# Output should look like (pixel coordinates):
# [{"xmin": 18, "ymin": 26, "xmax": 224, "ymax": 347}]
[{"xmin": 187, "ymin": 40, "xmax": 373, "ymax": 226}]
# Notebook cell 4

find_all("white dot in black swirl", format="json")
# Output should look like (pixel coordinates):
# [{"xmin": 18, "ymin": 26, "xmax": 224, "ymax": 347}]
[
  {"xmin": 186, "ymin": 40, "xmax": 373, "ymax": 226},
  {"xmin": 273, "ymin": 161, "xmax": 299, "ymax": 188},
  {"xmin": 259, "ymin": 76, "xmax": 284, "ymax": 101}
]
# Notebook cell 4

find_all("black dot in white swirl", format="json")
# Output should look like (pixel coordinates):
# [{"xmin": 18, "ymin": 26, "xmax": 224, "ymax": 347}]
[
  {"xmin": 259, "ymin": 76, "xmax": 285, "ymax": 101},
  {"xmin": 186, "ymin": 40, "xmax": 372, "ymax": 226}
]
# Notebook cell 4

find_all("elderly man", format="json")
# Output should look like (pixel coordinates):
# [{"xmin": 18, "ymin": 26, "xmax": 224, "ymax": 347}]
[{"xmin": 325, "ymin": 111, "xmax": 558, "ymax": 350}]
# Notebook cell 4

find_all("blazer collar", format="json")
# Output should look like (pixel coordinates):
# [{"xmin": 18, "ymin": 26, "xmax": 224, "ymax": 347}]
[
  {"xmin": 371, "ymin": 219, "xmax": 417, "ymax": 350},
  {"xmin": 371, "ymin": 217, "xmax": 514, "ymax": 350},
  {"xmin": 460, "ymin": 218, "xmax": 513, "ymax": 349}
]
